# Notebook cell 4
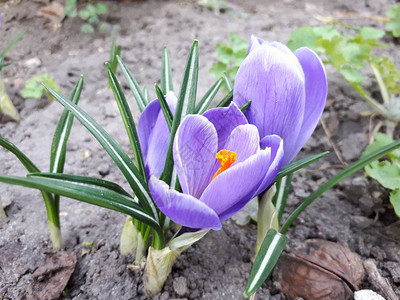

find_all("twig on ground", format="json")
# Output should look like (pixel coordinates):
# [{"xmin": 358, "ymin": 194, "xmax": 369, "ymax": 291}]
[
  {"xmin": 363, "ymin": 259, "xmax": 398, "ymax": 300},
  {"xmin": 320, "ymin": 118, "xmax": 347, "ymax": 166}
]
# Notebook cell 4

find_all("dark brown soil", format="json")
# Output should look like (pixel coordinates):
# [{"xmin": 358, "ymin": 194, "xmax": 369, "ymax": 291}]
[{"xmin": 1, "ymin": 0, "xmax": 399, "ymax": 299}]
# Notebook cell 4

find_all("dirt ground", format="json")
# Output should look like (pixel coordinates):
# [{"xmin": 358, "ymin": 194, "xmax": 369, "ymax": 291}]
[{"xmin": 1, "ymin": 0, "xmax": 400, "ymax": 299}]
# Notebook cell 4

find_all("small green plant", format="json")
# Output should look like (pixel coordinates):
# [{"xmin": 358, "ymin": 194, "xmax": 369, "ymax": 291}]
[
  {"xmin": 288, "ymin": 24, "xmax": 400, "ymax": 137},
  {"xmin": 21, "ymin": 74, "xmax": 60, "ymax": 100},
  {"xmin": 0, "ymin": 29, "xmax": 27, "ymax": 121},
  {"xmin": 209, "ymin": 33, "xmax": 247, "ymax": 81},
  {"xmin": 362, "ymin": 133, "xmax": 400, "ymax": 217},
  {"xmin": 386, "ymin": 5, "xmax": 400, "ymax": 37},
  {"xmin": 64, "ymin": 0, "xmax": 108, "ymax": 33}
]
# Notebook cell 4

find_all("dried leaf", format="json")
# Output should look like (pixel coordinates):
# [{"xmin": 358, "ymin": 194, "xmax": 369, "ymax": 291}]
[
  {"xmin": 275, "ymin": 239, "xmax": 365, "ymax": 300},
  {"xmin": 26, "ymin": 251, "xmax": 77, "ymax": 300},
  {"xmin": 36, "ymin": 2, "xmax": 65, "ymax": 29}
]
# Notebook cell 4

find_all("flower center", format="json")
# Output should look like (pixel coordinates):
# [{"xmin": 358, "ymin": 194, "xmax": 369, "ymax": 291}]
[{"xmin": 211, "ymin": 149, "xmax": 237, "ymax": 181}]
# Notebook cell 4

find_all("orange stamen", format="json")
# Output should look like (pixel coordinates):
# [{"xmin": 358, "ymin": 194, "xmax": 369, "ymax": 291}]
[{"xmin": 211, "ymin": 149, "xmax": 237, "ymax": 181}]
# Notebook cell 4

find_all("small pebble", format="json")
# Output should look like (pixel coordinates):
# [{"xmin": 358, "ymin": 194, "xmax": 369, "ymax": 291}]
[
  {"xmin": 354, "ymin": 289, "xmax": 385, "ymax": 300},
  {"xmin": 173, "ymin": 276, "xmax": 189, "ymax": 297},
  {"xmin": 24, "ymin": 57, "xmax": 41, "ymax": 68}
]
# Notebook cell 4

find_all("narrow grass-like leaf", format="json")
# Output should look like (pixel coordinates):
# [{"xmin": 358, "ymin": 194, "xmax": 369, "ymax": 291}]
[
  {"xmin": 216, "ymin": 90, "xmax": 233, "ymax": 107},
  {"xmin": 109, "ymin": 36, "xmax": 121, "ymax": 74},
  {"xmin": 155, "ymin": 84, "xmax": 173, "ymax": 130},
  {"xmin": 0, "ymin": 175, "xmax": 162, "ymax": 235},
  {"xmin": 244, "ymin": 229, "xmax": 288, "ymax": 298},
  {"xmin": 161, "ymin": 40, "xmax": 199, "ymax": 184},
  {"xmin": 273, "ymin": 174, "xmax": 293, "ymax": 222},
  {"xmin": 275, "ymin": 151, "xmax": 329, "ymax": 182},
  {"xmin": 161, "ymin": 46, "xmax": 173, "ymax": 94},
  {"xmin": 0, "ymin": 136, "xmax": 40, "ymax": 172},
  {"xmin": 29, "ymin": 172, "xmax": 131, "ymax": 197},
  {"xmin": 106, "ymin": 62, "xmax": 147, "ymax": 183},
  {"xmin": 240, "ymin": 100, "xmax": 251, "ymax": 112},
  {"xmin": 0, "ymin": 29, "xmax": 27, "ymax": 65},
  {"xmin": 143, "ymin": 86, "xmax": 149, "ymax": 104},
  {"xmin": 117, "ymin": 55, "xmax": 147, "ymax": 112},
  {"xmin": 196, "ymin": 77, "xmax": 223, "ymax": 114},
  {"xmin": 43, "ymin": 85, "xmax": 158, "ymax": 221},
  {"xmin": 50, "ymin": 76, "xmax": 83, "ymax": 173},
  {"xmin": 223, "ymin": 72, "xmax": 233, "ymax": 91},
  {"xmin": 280, "ymin": 139, "xmax": 400, "ymax": 234},
  {"xmin": 0, "ymin": 136, "xmax": 58, "ymax": 226}
]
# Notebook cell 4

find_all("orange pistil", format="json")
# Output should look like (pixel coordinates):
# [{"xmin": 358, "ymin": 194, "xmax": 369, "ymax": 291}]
[{"xmin": 211, "ymin": 149, "xmax": 237, "ymax": 181}]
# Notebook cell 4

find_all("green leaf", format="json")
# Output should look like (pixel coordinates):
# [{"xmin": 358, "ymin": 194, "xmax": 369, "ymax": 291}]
[
  {"xmin": 0, "ymin": 29, "xmax": 27, "ymax": 65},
  {"xmin": 222, "ymin": 72, "xmax": 233, "ymax": 91},
  {"xmin": 155, "ymin": 84, "xmax": 173, "ymax": 130},
  {"xmin": 275, "ymin": 152, "xmax": 329, "ymax": 181},
  {"xmin": 274, "ymin": 173, "xmax": 293, "ymax": 221},
  {"xmin": 360, "ymin": 27, "xmax": 385, "ymax": 41},
  {"xmin": 105, "ymin": 63, "xmax": 148, "ymax": 184},
  {"xmin": 229, "ymin": 33, "xmax": 248, "ymax": 53},
  {"xmin": 79, "ymin": 9, "xmax": 91, "ymax": 21},
  {"xmin": 0, "ymin": 175, "xmax": 160, "ymax": 231},
  {"xmin": 390, "ymin": 189, "xmax": 400, "ymax": 217},
  {"xmin": 21, "ymin": 74, "xmax": 60, "ymax": 100},
  {"xmin": 313, "ymin": 26, "xmax": 340, "ymax": 41},
  {"xmin": 362, "ymin": 132, "xmax": 400, "ymax": 159},
  {"xmin": 81, "ymin": 24, "xmax": 95, "ymax": 33},
  {"xmin": 109, "ymin": 36, "xmax": 121, "ymax": 75},
  {"xmin": 161, "ymin": 47, "xmax": 174, "ymax": 94},
  {"xmin": 209, "ymin": 62, "xmax": 227, "ymax": 78},
  {"xmin": 216, "ymin": 90, "xmax": 233, "ymax": 107},
  {"xmin": 96, "ymin": 2, "xmax": 108, "ymax": 14},
  {"xmin": 196, "ymin": 77, "xmax": 223, "ymax": 114},
  {"xmin": 161, "ymin": 40, "xmax": 198, "ymax": 184},
  {"xmin": 244, "ymin": 229, "xmax": 288, "ymax": 298},
  {"xmin": 215, "ymin": 43, "xmax": 233, "ymax": 64},
  {"xmin": 28, "ymin": 172, "xmax": 131, "ymax": 197},
  {"xmin": 0, "ymin": 136, "xmax": 40, "ymax": 173},
  {"xmin": 280, "ymin": 139, "xmax": 400, "ymax": 234},
  {"xmin": 50, "ymin": 76, "xmax": 83, "ymax": 174},
  {"xmin": 386, "ymin": 5, "xmax": 400, "ymax": 37},
  {"xmin": 287, "ymin": 26, "xmax": 320, "ymax": 51},
  {"xmin": 340, "ymin": 65, "xmax": 366, "ymax": 83},
  {"xmin": 143, "ymin": 86, "xmax": 149, "ymax": 104},
  {"xmin": 117, "ymin": 55, "xmax": 147, "ymax": 112},
  {"xmin": 316, "ymin": 35, "xmax": 347, "ymax": 69},
  {"xmin": 64, "ymin": 0, "xmax": 77, "ymax": 18},
  {"xmin": 365, "ymin": 160, "xmax": 400, "ymax": 190},
  {"xmin": 239, "ymin": 100, "xmax": 251, "ymax": 112},
  {"xmin": 342, "ymin": 42, "xmax": 370, "ymax": 68},
  {"xmin": 42, "ymin": 85, "xmax": 158, "ymax": 221},
  {"xmin": 0, "ymin": 136, "xmax": 57, "ymax": 226},
  {"xmin": 370, "ymin": 56, "xmax": 400, "ymax": 95}
]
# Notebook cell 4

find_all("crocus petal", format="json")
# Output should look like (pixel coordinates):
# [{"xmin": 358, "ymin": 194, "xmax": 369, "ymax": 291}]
[
  {"xmin": 138, "ymin": 93, "xmax": 177, "ymax": 178},
  {"xmin": 247, "ymin": 34, "xmax": 263, "ymax": 54},
  {"xmin": 233, "ymin": 43, "xmax": 306, "ymax": 165},
  {"xmin": 203, "ymin": 103, "xmax": 247, "ymax": 151},
  {"xmin": 256, "ymin": 135, "xmax": 284, "ymax": 194},
  {"xmin": 291, "ymin": 47, "xmax": 327, "ymax": 158},
  {"xmin": 224, "ymin": 124, "xmax": 260, "ymax": 164},
  {"xmin": 138, "ymin": 99, "xmax": 160, "ymax": 159},
  {"xmin": 200, "ymin": 149, "xmax": 272, "ymax": 222},
  {"xmin": 174, "ymin": 115, "xmax": 218, "ymax": 199},
  {"xmin": 149, "ymin": 176, "xmax": 221, "ymax": 230}
]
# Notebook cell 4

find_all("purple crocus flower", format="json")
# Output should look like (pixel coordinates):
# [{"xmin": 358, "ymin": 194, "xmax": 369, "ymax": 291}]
[
  {"xmin": 138, "ymin": 91, "xmax": 177, "ymax": 178},
  {"xmin": 149, "ymin": 103, "xmax": 283, "ymax": 230},
  {"xmin": 233, "ymin": 36, "xmax": 327, "ymax": 165}
]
